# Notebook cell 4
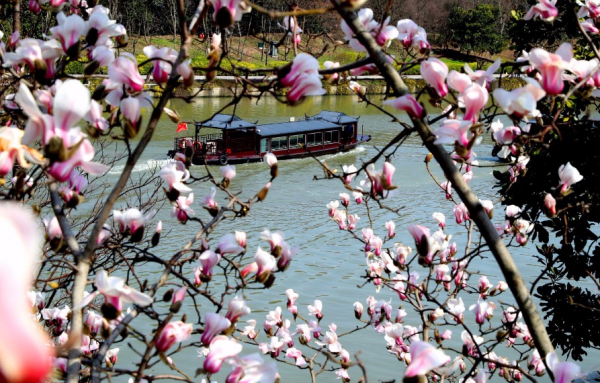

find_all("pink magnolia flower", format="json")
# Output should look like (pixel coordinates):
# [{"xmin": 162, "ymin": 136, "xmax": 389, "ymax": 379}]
[
  {"xmin": 581, "ymin": 18, "xmax": 600, "ymax": 34},
  {"xmin": 47, "ymin": 129, "xmax": 109, "ymax": 182},
  {"xmin": 558, "ymin": 162, "xmax": 583, "ymax": 193},
  {"xmin": 578, "ymin": 0, "xmax": 600, "ymax": 18},
  {"xmin": 242, "ymin": 320, "xmax": 258, "ymax": 340},
  {"xmin": 441, "ymin": 181, "xmax": 453, "ymax": 199},
  {"xmin": 198, "ymin": 250, "xmax": 222, "ymax": 281},
  {"xmin": 211, "ymin": 0, "xmax": 249, "ymax": 28},
  {"xmin": 447, "ymin": 297, "xmax": 465, "ymax": 322},
  {"xmin": 323, "ymin": 61, "xmax": 340, "ymax": 80},
  {"xmin": 49, "ymin": 12, "xmax": 85, "ymax": 53},
  {"xmin": 217, "ymin": 233, "xmax": 245, "ymax": 256},
  {"xmin": 523, "ymin": 0, "xmax": 559, "ymax": 22},
  {"xmin": 493, "ymin": 78, "xmax": 546, "ymax": 118},
  {"xmin": 339, "ymin": 193, "xmax": 350, "ymax": 207},
  {"xmin": 453, "ymin": 203, "xmax": 470, "ymax": 224},
  {"xmin": 545, "ymin": 352, "xmax": 581, "ymax": 383},
  {"xmin": 433, "ymin": 119, "xmax": 472, "ymax": 148},
  {"xmin": 327, "ymin": 200, "xmax": 339, "ymax": 217},
  {"xmin": 78, "ymin": 269, "xmax": 153, "ymax": 312},
  {"xmin": 0, "ymin": 127, "xmax": 43, "ymax": 177},
  {"xmin": 235, "ymin": 231, "xmax": 247, "ymax": 248},
  {"xmin": 105, "ymin": 348, "xmax": 119, "ymax": 366},
  {"xmin": 348, "ymin": 214, "xmax": 360, "ymax": 230},
  {"xmin": 204, "ymin": 336, "xmax": 243, "ymax": 373},
  {"xmin": 528, "ymin": 43, "xmax": 573, "ymax": 95},
  {"xmin": 108, "ymin": 54, "xmax": 145, "ymax": 93},
  {"xmin": 84, "ymin": 5, "xmax": 126, "ymax": 47},
  {"xmin": 220, "ymin": 165, "xmax": 236, "ymax": 181},
  {"xmin": 506, "ymin": 205, "xmax": 522, "ymax": 218},
  {"xmin": 143, "ymin": 45, "xmax": 178, "ymax": 84},
  {"xmin": 171, "ymin": 193, "xmax": 195, "ymax": 223},
  {"xmin": 280, "ymin": 53, "xmax": 324, "ymax": 102},
  {"xmin": 396, "ymin": 19, "xmax": 420, "ymax": 48},
  {"xmin": 155, "ymin": 321, "xmax": 193, "ymax": 352},
  {"xmin": 528, "ymin": 350, "xmax": 546, "ymax": 375},
  {"xmin": 225, "ymin": 353, "xmax": 278, "ymax": 383},
  {"xmin": 113, "ymin": 208, "xmax": 155, "ymax": 238},
  {"xmin": 404, "ymin": 341, "xmax": 450, "ymax": 377},
  {"xmin": 85, "ymin": 99, "xmax": 109, "ymax": 132},
  {"xmin": 469, "ymin": 300, "xmax": 490, "ymax": 324},
  {"xmin": 159, "ymin": 161, "xmax": 191, "ymax": 192},
  {"xmin": 385, "ymin": 220, "xmax": 396, "ymax": 238},
  {"xmin": 464, "ymin": 59, "xmax": 501, "ymax": 89},
  {"xmin": 353, "ymin": 302, "xmax": 363, "ymax": 319},
  {"xmin": 254, "ymin": 247, "xmax": 276, "ymax": 282},
  {"xmin": 432, "ymin": 212, "xmax": 446, "ymax": 228},
  {"xmin": 463, "ymin": 83, "xmax": 488, "ymax": 123},
  {"xmin": 43, "ymin": 215, "xmax": 63, "ymax": 240},
  {"xmin": 225, "ymin": 296, "xmax": 251, "ymax": 323},
  {"xmin": 201, "ymin": 313, "xmax": 231, "ymax": 346},
  {"xmin": 308, "ymin": 300, "xmax": 324, "ymax": 320},
  {"xmin": 383, "ymin": 94, "xmax": 424, "ymax": 119},
  {"xmin": 333, "ymin": 210, "xmax": 347, "ymax": 230},
  {"xmin": 447, "ymin": 70, "xmax": 473, "ymax": 93},
  {"xmin": 545, "ymin": 193, "xmax": 557, "ymax": 216},
  {"xmin": 347, "ymin": 81, "xmax": 366, "ymax": 96},
  {"xmin": 316, "ymin": 323, "xmax": 342, "ymax": 353},
  {"xmin": 202, "ymin": 186, "xmax": 219, "ymax": 213},
  {"xmin": 421, "ymin": 58, "xmax": 449, "ymax": 98}
]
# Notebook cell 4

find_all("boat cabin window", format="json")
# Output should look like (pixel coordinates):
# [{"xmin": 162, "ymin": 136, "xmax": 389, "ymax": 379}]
[
  {"xmin": 307, "ymin": 132, "xmax": 322, "ymax": 146},
  {"xmin": 289, "ymin": 134, "xmax": 305, "ymax": 148},
  {"xmin": 271, "ymin": 136, "xmax": 288, "ymax": 151},
  {"xmin": 324, "ymin": 130, "xmax": 339, "ymax": 144},
  {"xmin": 260, "ymin": 139, "xmax": 269, "ymax": 153}
]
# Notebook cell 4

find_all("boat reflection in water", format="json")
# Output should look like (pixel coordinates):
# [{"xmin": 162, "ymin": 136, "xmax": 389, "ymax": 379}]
[{"xmin": 167, "ymin": 111, "xmax": 371, "ymax": 165}]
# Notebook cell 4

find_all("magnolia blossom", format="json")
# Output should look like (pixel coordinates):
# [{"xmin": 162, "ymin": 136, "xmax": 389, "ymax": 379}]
[
  {"xmin": 493, "ymin": 78, "xmax": 546, "ymax": 118},
  {"xmin": 155, "ymin": 321, "xmax": 193, "ymax": 352},
  {"xmin": 383, "ymin": 94, "xmax": 423, "ymax": 119},
  {"xmin": 523, "ymin": 0, "xmax": 559, "ymax": 22},
  {"xmin": 432, "ymin": 212, "xmax": 446, "ymax": 228},
  {"xmin": 405, "ymin": 341, "xmax": 450, "ymax": 377},
  {"xmin": 171, "ymin": 193, "xmax": 195, "ymax": 223},
  {"xmin": 308, "ymin": 300, "xmax": 324, "ymax": 320},
  {"xmin": 211, "ymin": 0, "xmax": 249, "ymax": 28},
  {"xmin": 546, "ymin": 352, "xmax": 581, "ymax": 383},
  {"xmin": 558, "ymin": 162, "xmax": 583, "ymax": 193},
  {"xmin": 545, "ymin": 193, "xmax": 557, "ymax": 216},
  {"xmin": 225, "ymin": 296, "xmax": 251, "ymax": 323},
  {"xmin": 226, "ymin": 354, "xmax": 278, "ymax": 383},
  {"xmin": 463, "ymin": 83, "xmax": 488, "ymax": 122},
  {"xmin": 159, "ymin": 161, "xmax": 191, "ymax": 192},
  {"xmin": 0, "ymin": 205, "xmax": 53, "ymax": 383},
  {"xmin": 113, "ymin": 208, "xmax": 155, "ymax": 239},
  {"xmin": 280, "ymin": 53, "xmax": 325, "ymax": 103},
  {"xmin": 421, "ymin": 58, "xmax": 449, "ymax": 98},
  {"xmin": 202, "ymin": 313, "xmax": 231, "ymax": 346},
  {"xmin": 204, "ymin": 336, "xmax": 243, "ymax": 373},
  {"xmin": 528, "ymin": 43, "xmax": 573, "ymax": 95},
  {"xmin": 465, "ymin": 59, "xmax": 501, "ymax": 88},
  {"xmin": 78, "ymin": 270, "xmax": 153, "ymax": 313}
]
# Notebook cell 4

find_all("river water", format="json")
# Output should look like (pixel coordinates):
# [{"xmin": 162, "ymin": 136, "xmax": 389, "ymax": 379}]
[{"xmin": 99, "ymin": 95, "xmax": 597, "ymax": 382}]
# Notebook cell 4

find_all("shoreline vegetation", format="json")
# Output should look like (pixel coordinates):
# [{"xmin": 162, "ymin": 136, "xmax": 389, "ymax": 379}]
[{"xmin": 72, "ymin": 34, "xmax": 524, "ymax": 98}]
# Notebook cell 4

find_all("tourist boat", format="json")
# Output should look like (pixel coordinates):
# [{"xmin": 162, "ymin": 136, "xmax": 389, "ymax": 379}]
[{"xmin": 167, "ymin": 111, "xmax": 371, "ymax": 165}]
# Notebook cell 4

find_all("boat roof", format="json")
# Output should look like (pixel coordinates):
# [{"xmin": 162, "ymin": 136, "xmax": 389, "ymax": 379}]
[
  {"xmin": 308, "ymin": 111, "xmax": 358, "ymax": 124},
  {"xmin": 257, "ymin": 119, "xmax": 341, "ymax": 137},
  {"xmin": 196, "ymin": 114, "xmax": 257, "ymax": 130}
]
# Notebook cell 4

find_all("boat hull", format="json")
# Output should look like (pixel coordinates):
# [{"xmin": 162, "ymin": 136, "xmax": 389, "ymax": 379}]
[{"xmin": 169, "ymin": 135, "xmax": 371, "ymax": 166}]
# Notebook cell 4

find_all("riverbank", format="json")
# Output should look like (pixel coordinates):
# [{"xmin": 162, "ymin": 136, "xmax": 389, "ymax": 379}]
[{"xmin": 161, "ymin": 75, "xmax": 526, "ymax": 98}]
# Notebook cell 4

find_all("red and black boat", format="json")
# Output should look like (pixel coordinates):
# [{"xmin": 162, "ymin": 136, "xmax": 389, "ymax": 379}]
[{"xmin": 168, "ymin": 111, "xmax": 371, "ymax": 165}]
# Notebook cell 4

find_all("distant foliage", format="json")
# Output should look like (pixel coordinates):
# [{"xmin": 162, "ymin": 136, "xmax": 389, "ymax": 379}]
[{"xmin": 447, "ymin": 4, "xmax": 508, "ymax": 55}]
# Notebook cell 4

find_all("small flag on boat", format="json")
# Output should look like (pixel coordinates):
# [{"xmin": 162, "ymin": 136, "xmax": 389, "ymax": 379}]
[{"xmin": 176, "ymin": 121, "xmax": 188, "ymax": 133}]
